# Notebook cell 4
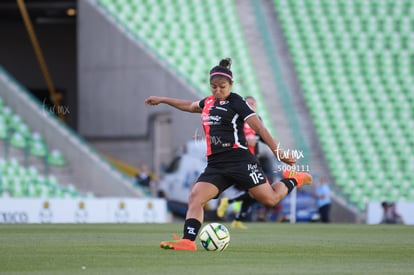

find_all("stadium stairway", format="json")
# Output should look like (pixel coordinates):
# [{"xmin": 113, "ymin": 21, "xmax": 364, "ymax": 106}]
[
  {"xmin": 0, "ymin": 66, "xmax": 144, "ymax": 197},
  {"xmin": 234, "ymin": 0, "xmax": 296, "ymax": 151}
]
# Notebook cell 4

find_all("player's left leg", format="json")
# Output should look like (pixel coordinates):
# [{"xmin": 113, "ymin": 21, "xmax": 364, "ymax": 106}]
[{"xmin": 160, "ymin": 181, "xmax": 219, "ymax": 250}]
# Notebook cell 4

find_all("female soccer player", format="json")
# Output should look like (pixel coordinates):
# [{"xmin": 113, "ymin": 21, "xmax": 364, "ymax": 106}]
[{"xmin": 145, "ymin": 58, "xmax": 312, "ymax": 250}]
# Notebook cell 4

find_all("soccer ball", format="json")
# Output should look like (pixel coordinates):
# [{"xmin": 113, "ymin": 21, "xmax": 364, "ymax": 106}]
[{"xmin": 199, "ymin": 223, "xmax": 230, "ymax": 251}]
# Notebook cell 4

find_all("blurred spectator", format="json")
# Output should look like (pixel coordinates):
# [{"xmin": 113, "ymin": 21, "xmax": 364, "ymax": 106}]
[
  {"xmin": 135, "ymin": 164, "xmax": 151, "ymax": 188},
  {"xmin": 381, "ymin": 201, "xmax": 404, "ymax": 224},
  {"xmin": 256, "ymin": 202, "xmax": 283, "ymax": 222},
  {"xmin": 313, "ymin": 176, "xmax": 331, "ymax": 223}
]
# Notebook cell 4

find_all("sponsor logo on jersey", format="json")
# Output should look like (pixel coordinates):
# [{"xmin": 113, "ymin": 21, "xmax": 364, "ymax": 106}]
[{"xmin": 202, "ymin": 114, "xmax": 222, "ymax": 125}]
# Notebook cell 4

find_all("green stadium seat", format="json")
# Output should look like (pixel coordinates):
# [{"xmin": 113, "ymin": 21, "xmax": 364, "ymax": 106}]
[
  {"xmin": 47, "ymin": 149, "xmax": 66, "ymax": 166},
  {"xmin": 30, "ymin": 140, "xmax": 48, "ymax": 158},
  {"xmin": 26, "ymin": 166, "xmax": 39, "ymax": 179},
  {"xmin": 9, "ymin": 114, "xmax": 23, "ymax": 131},
  {"xmin": 1, "ymin": 107, "xmax": 13, "ymax": 132},
  {"xmin": 28, "ymin": 132, "xmax": 48, "ymax": 157},
  {"xmin": 16, "ymin": 123, "xmax": 30, "ymax": 136},
  {"xmin": 9, "ymin": 132, "xmax": 27, "ymax": 149}
]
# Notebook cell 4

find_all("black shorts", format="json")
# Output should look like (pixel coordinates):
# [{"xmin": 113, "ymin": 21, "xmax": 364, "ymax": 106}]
[{"xmin": 196, "ymin": 149, "xmax": 268, "ymax": 196}]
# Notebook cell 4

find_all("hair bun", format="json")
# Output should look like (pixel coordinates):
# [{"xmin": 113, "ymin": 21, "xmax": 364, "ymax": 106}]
[{"xmin": 219, "ymin": 58, "xmax": 232, "ymax": 69}]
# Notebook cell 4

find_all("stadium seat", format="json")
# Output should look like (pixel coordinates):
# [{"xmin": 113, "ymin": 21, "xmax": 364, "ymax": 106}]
[
  {"xmin": 29, "ymin": 132, "xmax": 48, "ymax": 157},
  {"xmin": 9, "ymin": 132, "xmax": 27, "ymax": 149},
  {"xmin": 47, "ymin": 150, "xmax": 66, "ymax": 166},
  {"xmin": 30, "ymin": 140, "xmax": 48, "ymax": 158}
]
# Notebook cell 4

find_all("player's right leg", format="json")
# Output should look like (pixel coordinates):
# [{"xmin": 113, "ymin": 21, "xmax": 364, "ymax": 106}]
[
  {"xmin": 282, "ymin": 169, "xmax": 313, "ymax": 188},
  {"xmin": 249, "ymin": 170, "xmax": 312, "ymax": 207}
]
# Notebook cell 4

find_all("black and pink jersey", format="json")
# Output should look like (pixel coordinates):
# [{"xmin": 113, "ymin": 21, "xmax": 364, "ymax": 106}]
[{"xmin": 198, "ymin": 93, "xmax": 256, "ymax": 156}]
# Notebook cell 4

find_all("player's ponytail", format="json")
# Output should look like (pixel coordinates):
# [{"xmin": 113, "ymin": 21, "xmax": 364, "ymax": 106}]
[{"xmin": 219, "ymin": 58, "xmax": 232, "ymax": 70}]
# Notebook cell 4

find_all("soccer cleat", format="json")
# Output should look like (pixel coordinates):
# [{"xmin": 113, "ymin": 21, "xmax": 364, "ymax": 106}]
[
  {"xmin": 282, "ymin": 169, "xmax": 313, "ymax": 188},
  {"xmin": 160, "ymin": 234, "xmax": 196, "ymax": 251},
  {"xmin": 216, "ymin": 197, "xmax": 229, "ymax": 218},
  {"xmin": 231, "ymin": 220, "xmax": 248, "ymax": 229}
]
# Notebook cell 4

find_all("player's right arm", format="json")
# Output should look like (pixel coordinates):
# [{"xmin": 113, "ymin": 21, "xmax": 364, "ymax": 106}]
[{"xmin": 145, "ymin": 96, "xmax": 202, "ymax": 113}]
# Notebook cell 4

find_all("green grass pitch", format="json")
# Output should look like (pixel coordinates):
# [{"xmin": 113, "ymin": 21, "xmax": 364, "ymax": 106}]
[{"xmin": 0, "ymin": 223, "xmax": 413, "ymax": 274}]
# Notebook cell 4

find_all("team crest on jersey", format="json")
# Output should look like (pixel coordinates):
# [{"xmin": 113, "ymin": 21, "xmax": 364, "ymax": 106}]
[{"xmin": 219, "ymin": 100, "xmax": 229, "ymax": 105}]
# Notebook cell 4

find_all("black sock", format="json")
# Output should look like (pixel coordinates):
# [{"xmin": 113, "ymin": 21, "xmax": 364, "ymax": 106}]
[
  {"xmin": 235, "ymin": 196, "xmax": 255, "ymax": 221},
  {"xmin": 183, "ymin": 218, "xmax": 201, "ymax": 241},
  {"xmin": 280, "ymin": 178, "xmax": 297, "ymax": 194},
  {"xmin": 230, "ymin": 192, "xmax": 250, "ymax": 204}
]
